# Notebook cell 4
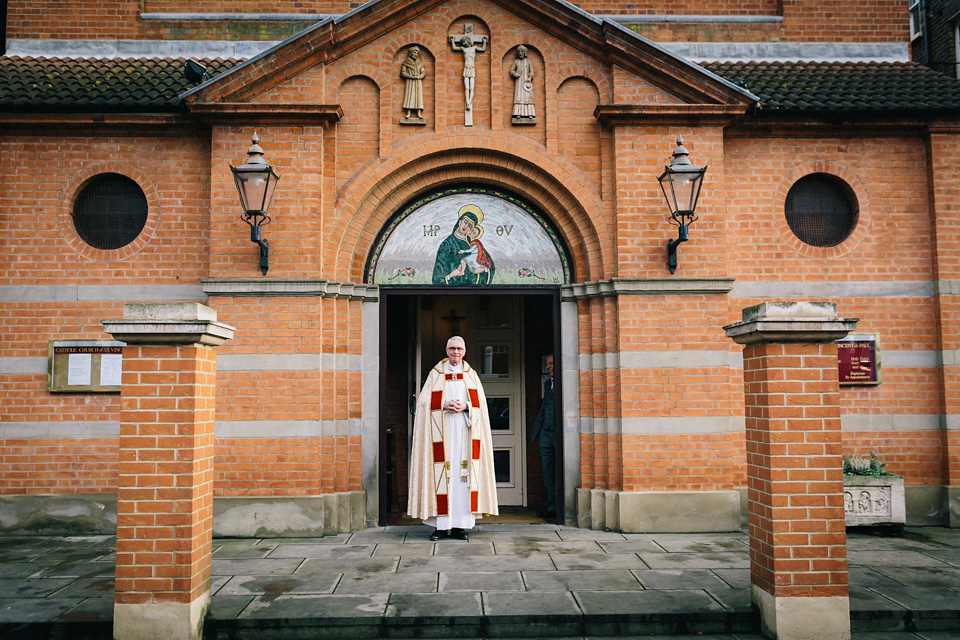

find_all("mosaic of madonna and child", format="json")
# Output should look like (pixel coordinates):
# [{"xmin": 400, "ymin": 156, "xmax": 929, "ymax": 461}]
[{"xmin": 369, "ymin": 190, "xmax": 569, "ymax": 286}]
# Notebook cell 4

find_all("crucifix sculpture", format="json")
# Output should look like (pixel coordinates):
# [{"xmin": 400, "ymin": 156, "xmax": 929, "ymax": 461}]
[{"xmin": 449, "ymin": 23, "xmax": 488, "ymax": 126}]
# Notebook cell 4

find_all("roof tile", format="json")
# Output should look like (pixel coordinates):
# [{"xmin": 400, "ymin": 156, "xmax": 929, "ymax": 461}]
[{"xmin": 2, "ymin": 56, "xmax": 960, "ymax": 117}]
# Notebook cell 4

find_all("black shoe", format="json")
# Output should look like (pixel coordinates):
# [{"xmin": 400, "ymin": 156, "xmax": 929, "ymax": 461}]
[
  {"xmin": 429, "ymin": 529, "xmax": 449, "ymax": 541},
  {"xmin": 537, "ymin": 509, "xmax": 557, "ymax": 520},
  {"xmin": 450, "ymin": 527, "xmax": 469, "ymax": 541}
]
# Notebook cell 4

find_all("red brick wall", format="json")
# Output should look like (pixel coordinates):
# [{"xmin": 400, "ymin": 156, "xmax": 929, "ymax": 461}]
[{"xmin": 6, "ymin": 1, "xmax": 906, "ymax": 43}]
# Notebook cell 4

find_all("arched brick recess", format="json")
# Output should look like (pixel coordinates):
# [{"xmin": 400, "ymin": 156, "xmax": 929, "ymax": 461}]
[
  {"xmin": 57, "ymin": 162, "xmax": 160, "ymax": 262},
  {"xmin": 329, "ymin": 65, "xmax": 391, "ymax": 156},
  {"xmin": 336, "ymin": 76, "xmax": 382, "ymax": 193},
  {"xmin": 552, "ymin": 63, "xmax": 611, "ymax": 99},
  {"xmin": 333, "ymin": 132, "xmax": 608, "ymax": 284},
  {"xmin": 557, "ymin": 76, "xmax": 602, "ymax": 188},
  {"xmin": 773, "ymin": 161, "xmax": 872, "ymax": 258}
]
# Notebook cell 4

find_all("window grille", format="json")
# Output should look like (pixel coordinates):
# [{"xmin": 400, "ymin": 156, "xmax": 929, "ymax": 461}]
[
  {"xmin": 784, "ymin": 174, "xmax": 858, "ymax": 248},
  {"xmin": 73, "ymin": 174, "xmax": 148, "ymax": 250}
]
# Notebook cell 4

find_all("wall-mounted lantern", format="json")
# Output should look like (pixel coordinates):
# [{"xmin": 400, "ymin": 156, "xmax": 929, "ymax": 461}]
[
  {"xmin": 231, "ymin": 132, "xmax": 279, "ymax": 275},
  {"xmin": 657, "ymin": 134, "xmax": 706, "ymax": 274}
]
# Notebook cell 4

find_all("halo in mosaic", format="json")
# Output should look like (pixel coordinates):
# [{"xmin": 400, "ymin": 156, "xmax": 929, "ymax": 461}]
[{"xmin": 367, "ymin": 187, "xmax": 571, "ymax": 286}]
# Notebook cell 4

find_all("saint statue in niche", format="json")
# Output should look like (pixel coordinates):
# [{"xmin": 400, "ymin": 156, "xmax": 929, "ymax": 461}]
[
  {"xmin": 510, "ymin": 45, "xmax": 536, "ymax": 124},
  {"xmin": 400, "ymin": 46, "xmax": 426, "ymax": 125},
  {"xmin": 433, "ymin": 204, "xmax": 496, "ymax": 285}
]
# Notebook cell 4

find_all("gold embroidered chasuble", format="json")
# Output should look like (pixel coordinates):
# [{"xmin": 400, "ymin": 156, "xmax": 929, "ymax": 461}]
[{"xmin": 407, "ymin": 359, "xmax": 499, "ymax": 521}]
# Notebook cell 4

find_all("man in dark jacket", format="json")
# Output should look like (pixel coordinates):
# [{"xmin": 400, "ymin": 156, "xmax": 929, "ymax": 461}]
[{"xmin": 531, "ymin": 354, "xmax": 555, "ymax": 519}]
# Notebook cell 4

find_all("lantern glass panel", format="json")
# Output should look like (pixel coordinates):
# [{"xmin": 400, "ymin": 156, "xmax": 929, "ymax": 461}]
[{"xmin": 233, "ymin": 168, "xmax": 278, "ymax": 214}]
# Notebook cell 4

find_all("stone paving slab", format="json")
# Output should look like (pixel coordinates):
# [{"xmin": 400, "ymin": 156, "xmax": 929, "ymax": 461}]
[
  {"xmin": 638, "ymin": 552, "xmax": 750, "ymax": 570},
  {"xmin": 27, "ymin": 560, "xmax": 114, "ymax": 580},
  {"xmin": 239, "ymin": 593, "xmax": 389, "ymax": 618},
  {"xmin": 848, "ymin": 550, "xmax": 952, "ymax": 567},
  {"xmin": 493, "ymin": 540, "xmax": 605, "ymax": 555},
  {"xmin": 869, "ymin": 585, "xmax": 960, "ymax": 611},
  {"xmin": 212, "ymin": 557, "xmax": 304, "ymax": 576},
  {"xmin": 550, "ymin": 552, "xmax": 650, "ymax": 570},
  {"xmin": 482, "ymin": 590, "xmax": 581, "ymax": 616},
  {"xmin": 850, "ymin": 567, "xmax": 909, "ymax": 587},
  {"xmin": 296, "ymin": 556, "xmax": 399, "ymax": 574},
  {"xmin": 710, "ymin": 567, "xmax": 751, "ymax": 589},
  {"xmin": 371, "ymin": 542, "xmax": 439, "ymax": 557},
  {"xmin": 217, "ymin": 573, "xmax": 342, "ymax": 597},
  {"xmin": 871, "ymin": 565, "xmax": 960, "ymax": 588},
  {"xmin": 434, "ymin": 541, "xmax": 496, "ymax": 556},
  {"xmin": 0, "ymin": 597, "xmax": 84, "ymax": 622},
  {"xmin": 269, "ymin": 543, "xmax": 376, "ymax": 559},
  {"xmin": 397, "ymin": 553, "xmax": 557, "ymax": 572},
  {"xmin": 596, "ymin": 540, "xmax": 669, "ymax": 554},
  {"xmin": 704, "ymin": 587, "xmax": 753, "ymax": 612},
  {"xmin": 632, "ymin": 568, "xmax": 732, "ymax": 590},
  {"xmin": 574, "ymin": 589, "xmax": 726, "ymax": 615},
  {"xmin": 335, "ymin": 571, "xmax": 438, "ymax": 594},
  {"xmin": 0, "ymin": 577, "xmax": 75, "ymax": 598},
  {"xmin": 0, "ymin": 562, "xmax": 44, "ymax": 579},
  {"xmin": 53, "ymin": 595, "xmax": 113, "ymax": 622},
  {"xmin": 387, "ymin": 592, "xmax": 482, "ymax": 617},
  {"xmin": 850, "ymin": 586, "xmax": 912, "ymax": 612},
  {"xmin": 521, "ymin": 569, "xmax": 643, "ymax": 591},
  {"xmin": 439, "ymin": 571, "xmax": 524, "ymax": 592}
]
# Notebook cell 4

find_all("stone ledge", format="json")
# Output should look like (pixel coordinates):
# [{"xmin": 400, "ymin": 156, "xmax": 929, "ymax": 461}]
[
  {"xmin": 577, "ymin": 488, "xmax": 741, "ymax": 533},
  {"xmin": 213, "ymin": 493, "xmax": 366, "ymax": 537},
  {"xmin": 0, "ymin": 493, "xmax": 366, "ymax": 537}
]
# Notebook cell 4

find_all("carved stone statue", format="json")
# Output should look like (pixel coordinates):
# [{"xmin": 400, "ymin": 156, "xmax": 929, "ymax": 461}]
[
  {"xmin": 510, "ymin": 45, "xmax": 535, "ymax": 125},
  {"xmin": 450, "ymin": 25, "xmax": 488, "ymax": 127},
  {"xmin": 400, "ymin": 46, "xmax": 426, "ymax": 125}
]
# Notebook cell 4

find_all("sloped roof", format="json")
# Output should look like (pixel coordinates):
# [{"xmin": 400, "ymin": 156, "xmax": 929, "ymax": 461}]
[
  {"xmin": 702, "ymin": 60, "xmax": 960, "ymax": 116},
  {"xmin": 0, "ymin": 56, "xmax": 239, "ymax": 112},
  {"xmin": 2, "ymin": 55, "xmax": 960, "ymax": 118}
]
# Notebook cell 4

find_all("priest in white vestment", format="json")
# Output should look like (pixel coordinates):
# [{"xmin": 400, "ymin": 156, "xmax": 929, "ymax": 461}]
[{"xmin": 407, "ymin": 336, "xmax": 498, "ymax": 540}]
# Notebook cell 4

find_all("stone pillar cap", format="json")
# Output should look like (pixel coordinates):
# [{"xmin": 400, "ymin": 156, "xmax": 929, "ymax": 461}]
[
  {"xmin": 724, "ymin": 301, "xmax": 858, "ymax": 345},
  {"xmin": 102, "ymin": 303, "xmax": 235, "ymax": 346}
]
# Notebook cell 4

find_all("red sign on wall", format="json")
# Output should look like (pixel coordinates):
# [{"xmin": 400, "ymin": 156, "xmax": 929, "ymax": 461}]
[{"xmin": 837, "ymin": 335, "xmax": 880, "ymax": 386}]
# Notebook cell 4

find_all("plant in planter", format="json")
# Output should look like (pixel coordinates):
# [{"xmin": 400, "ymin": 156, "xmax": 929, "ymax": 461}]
[{"xmin": 842, "ymin": 451, "xmax": 905, "ymax": 527}]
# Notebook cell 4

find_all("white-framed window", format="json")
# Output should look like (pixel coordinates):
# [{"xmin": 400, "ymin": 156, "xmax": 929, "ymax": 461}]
[{"xmin": 909, "ymin": 0, "xmax": 923, "ymax": 40}]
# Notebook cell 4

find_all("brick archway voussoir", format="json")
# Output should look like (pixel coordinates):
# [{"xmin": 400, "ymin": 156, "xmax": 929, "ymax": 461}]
[{"xmin": 333, "ymin": 135, "xmax": 606, "ymax": 283}]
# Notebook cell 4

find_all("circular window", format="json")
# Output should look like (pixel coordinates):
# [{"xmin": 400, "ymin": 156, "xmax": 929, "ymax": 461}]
[
  {"xmin": 784, "ymin": 173, "xmax": 859, "ymax": 247},
  {"xmin": 73, "ymin": 173, "xmax": 148, "ymax": 250}
]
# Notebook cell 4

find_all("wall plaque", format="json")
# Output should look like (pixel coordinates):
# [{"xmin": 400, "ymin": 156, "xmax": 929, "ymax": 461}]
[
  {"xmin": 48, "ymin": 340, "xmax": 124, "ymax": 393},
  {"xmin": 837, "ymin": 334, "xmax": 880, "ymax": 386}
]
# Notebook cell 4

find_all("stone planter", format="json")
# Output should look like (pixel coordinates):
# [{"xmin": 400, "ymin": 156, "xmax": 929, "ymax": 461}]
[{"xmin": 843, "ymin": 475, "xmax": 905, "ymax": 527}]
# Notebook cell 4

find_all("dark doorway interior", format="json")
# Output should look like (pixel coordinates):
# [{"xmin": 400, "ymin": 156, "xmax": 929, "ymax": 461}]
[{"xmin": 379, "ymin": 291, "xmax": 559, "ymax": 525}]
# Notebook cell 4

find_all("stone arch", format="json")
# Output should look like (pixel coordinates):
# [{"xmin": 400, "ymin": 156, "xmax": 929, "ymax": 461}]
[
  {"xmin": 57, "ymin": 162, "xmax": 160, "ymax": 262},
  {"xmin": 773, "ymin": 161, "xmax": 872, "ymax": 258},
  {"xmin": 333, "ymin": 132, "xmax": 608, "ymax": 284}
]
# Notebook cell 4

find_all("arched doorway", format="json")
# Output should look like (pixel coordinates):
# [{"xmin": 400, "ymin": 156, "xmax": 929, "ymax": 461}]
[{"xmin": 367, "ymin": 186, "xmax": 571, "ymax": 525}]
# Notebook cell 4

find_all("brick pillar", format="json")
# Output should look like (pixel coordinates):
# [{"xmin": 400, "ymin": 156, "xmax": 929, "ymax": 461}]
[
  {"xmin": 725, "ymin": 302, "xmax": 857, "ymax": 640},
  {"xmin": 928, "ymin": 131, "xmax": 960, "ymax": 527},
  {"xmin": 103, "ymin": 303, "xmax": 234, "ymax": 640}
]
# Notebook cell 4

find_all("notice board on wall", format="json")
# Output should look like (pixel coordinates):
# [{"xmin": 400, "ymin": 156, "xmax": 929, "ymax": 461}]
[
  {"xmin": 48, "ymin": 340, "xmax": 124, "ymax": 393},
  {"xmin": 836, "ymin": 334, "xmax": 880, "ymax": 386}
]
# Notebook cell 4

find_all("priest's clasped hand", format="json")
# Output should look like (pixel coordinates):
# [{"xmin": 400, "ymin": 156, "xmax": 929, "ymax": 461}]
[{"xmin": 443, "ymin": 399, "xmax": 466, "ymax": 413}]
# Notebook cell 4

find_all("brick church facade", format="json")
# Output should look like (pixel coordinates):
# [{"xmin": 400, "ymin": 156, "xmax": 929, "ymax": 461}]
[{"xmin": 2, "ymin": 0, "xmax": 959, "ymax": 537}]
